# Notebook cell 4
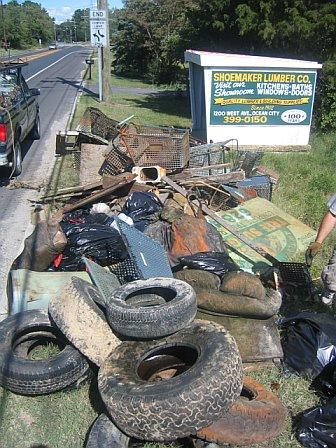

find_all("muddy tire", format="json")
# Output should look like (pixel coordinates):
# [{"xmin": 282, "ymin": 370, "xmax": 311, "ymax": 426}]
[
  {"xmin": 98, "ymin": 320, "xmax": 243, "ymax": 441},
  {"xmin": 106, "ymin": 277, "xmax": 197, "ymax": 339},
  {"xmin": 196, "ymin": 376, "xmax": 287, "ymax": 445},
  {"xmin": 49, "ymin": 277, "xmax": 121, "ymax": 366},
  {"xmin": 86, "ymin": 414, "xmax": 130, "ymax": 448},
  {"xmin": 196, "ymin": 287, "xmax": 282, "ymax": 319},
  {"xmin": 0, "ymin": 309, "xmax": 89, "ymax": 395}
]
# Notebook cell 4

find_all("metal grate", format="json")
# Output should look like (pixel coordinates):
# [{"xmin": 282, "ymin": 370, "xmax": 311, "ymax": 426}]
[
  {"xmin": 119, "ymin": 124, "xmax": 190, "ymax": 172},
  {"xmin": 83, "ymin": 257, "xmax": 120, "ymax": 302},
  {"xmin": 77, "ymin": 107, "xmax": 119, "ymax": 142},
  {"xmin": 189, "ymin": 139, "xmax": 239, "ymax": 177},
  {"xmin": 108, "ymin": 257, "xmax": 140, "ymax": 284},
  {"xmin": 115, "ymin": 218, "xmax": 173, "ymax": 279},
  {"xmin": 99, "ymin": 142, "xmax": 133, "ymax": 176}
]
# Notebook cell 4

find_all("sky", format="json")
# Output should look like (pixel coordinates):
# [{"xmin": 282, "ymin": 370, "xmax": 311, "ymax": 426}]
[{"xmin": 3, "ymin": 0, "xmax": 123, "ymax": 23}]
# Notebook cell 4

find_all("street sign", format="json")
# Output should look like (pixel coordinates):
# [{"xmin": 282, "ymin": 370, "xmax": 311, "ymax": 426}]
[
  {"xmin": 90, "ymin": 10, "xmax": 106, "ymax": 19},
  {"xmin": 90, "ymin": 9, "xmax": 107, "ymax": 47}
]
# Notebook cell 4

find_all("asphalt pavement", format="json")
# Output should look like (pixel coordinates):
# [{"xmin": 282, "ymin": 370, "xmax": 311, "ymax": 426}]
[{"xmin": 0, "ymin": 45, "xmax": 91, "ymax": 319}]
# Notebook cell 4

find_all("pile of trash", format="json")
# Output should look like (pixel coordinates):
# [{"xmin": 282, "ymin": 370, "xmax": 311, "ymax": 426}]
[{"xmin": 4, "ymin": 107, "xmax": 327, "ymax": 446}]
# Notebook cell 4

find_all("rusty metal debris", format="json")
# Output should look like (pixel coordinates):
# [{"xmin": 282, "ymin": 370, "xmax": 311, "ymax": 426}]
[{"xmin": 8, "ymin": 106, "xmax": 321, "ymax": 446}]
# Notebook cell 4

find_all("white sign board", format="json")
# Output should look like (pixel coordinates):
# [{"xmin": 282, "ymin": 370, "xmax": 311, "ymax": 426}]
[
  {"xmin": 90, "ymin": 10, "xmax": 106, "ymax": 20},
  {"xmin": 90, "ymin": 9, "xmax": 107, "ymax": 47}
]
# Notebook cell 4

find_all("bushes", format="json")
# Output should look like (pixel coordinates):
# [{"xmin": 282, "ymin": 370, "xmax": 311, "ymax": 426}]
[{"xmin": 314, "ymin": 60, "xmax": 336, "ymax": 132}]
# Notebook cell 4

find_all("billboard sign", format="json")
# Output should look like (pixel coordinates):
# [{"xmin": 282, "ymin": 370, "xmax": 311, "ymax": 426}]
[{"xmin": 210, "ymin": 70, "xmax": 316, "ymax": 126}]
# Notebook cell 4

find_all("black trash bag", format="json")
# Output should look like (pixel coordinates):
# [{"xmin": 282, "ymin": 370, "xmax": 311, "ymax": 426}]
[
  {"xmin": 62, "ymin": 209, "xmax": 113, "ymax": 226},
  {"xmin": 175, "ymin": 251, "xmax": 239, "ymax": 276},
  {"xmin": 280, "ymin": 312, "xmax": 336, "ymax": 380},
  {"xmin": 57, "ymin": 223, "xmax": 128, "ymax": 271},
  {"xmin": 313, "ymin": 360, "xmax": 336, "ymax": 398},
  {"xmin": 297, "ymin": 397, "xmax": 336, "ymax": 448},
  {"xmin": 122, "ymin": 192, "xmax": 162, "ymax": 224}
]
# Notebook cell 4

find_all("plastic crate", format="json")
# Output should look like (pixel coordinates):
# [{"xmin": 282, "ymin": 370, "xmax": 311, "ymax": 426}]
[{"xmin": 119, "ymin": 124, "xmax": 190, "ymax": 172}]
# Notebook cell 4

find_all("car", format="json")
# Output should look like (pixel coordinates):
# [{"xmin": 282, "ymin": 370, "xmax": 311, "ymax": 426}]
[
  {"xmin": 0, "ymin": 61, "xmax": 40, "ymax": 177},
  {"xmin": 48, "ymin": 44, "xmax": 57, "ymax": 50}
]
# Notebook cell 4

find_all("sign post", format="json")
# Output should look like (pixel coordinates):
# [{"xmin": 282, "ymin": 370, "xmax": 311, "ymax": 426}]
[{"xmin": 90, "ymin": 9, "xmax": 107, "ymax": 101}]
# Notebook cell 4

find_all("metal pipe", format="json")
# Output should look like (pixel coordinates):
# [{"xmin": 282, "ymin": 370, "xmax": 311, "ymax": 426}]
[{"xmin": 98, "ymin": 46, "xmax": 103, "ymax": 101}]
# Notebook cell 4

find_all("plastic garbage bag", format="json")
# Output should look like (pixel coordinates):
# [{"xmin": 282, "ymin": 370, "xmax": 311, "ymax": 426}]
[
  {"xmin": 175, "ymin": 251, "xmax": 239, "ymax": 276},
  {"xmin": 280, "ymin": 312, "xmax": 336, "ymax": 380},
  {"xmin": 297, "ymin": 397, "xmax": 336, "ymax": 448},
  {"xmin": 57, "ymin": 223, "xmax": 128, "ymax": 271},
  {"xmin": 122, "ymin": 192, "xmax": 162, "ymax": 224}
]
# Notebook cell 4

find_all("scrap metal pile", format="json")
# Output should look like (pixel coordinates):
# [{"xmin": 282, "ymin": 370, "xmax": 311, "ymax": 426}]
[{"xmin": 6, "ymin": 106, "xmax": 322, "ymax": 446}]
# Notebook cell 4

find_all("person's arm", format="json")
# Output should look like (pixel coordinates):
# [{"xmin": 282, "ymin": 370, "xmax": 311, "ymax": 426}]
[
  {"xmin": 315, "ymin": 211, "xmax": 336, "ymax": 244},
  {"xmin": 305, "ymin": 194, "xmax": 336, "ymax": 266}
]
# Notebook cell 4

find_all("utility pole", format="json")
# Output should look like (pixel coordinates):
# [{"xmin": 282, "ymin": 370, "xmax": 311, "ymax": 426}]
[{"xmin": 98, "ymin": 0, "xmax": 112, "ymax": 102}]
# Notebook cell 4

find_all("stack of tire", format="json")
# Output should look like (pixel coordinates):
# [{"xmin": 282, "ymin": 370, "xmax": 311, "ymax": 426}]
[
  {"xmin": 0, "ymin": 274, "xmax": 287, "ymax": 445},
  {"xmin": 48, "ymin": 276, "xmax": 245, "ymax": 443}
]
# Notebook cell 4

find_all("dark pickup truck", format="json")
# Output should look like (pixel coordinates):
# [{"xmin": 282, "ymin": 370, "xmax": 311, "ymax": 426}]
[{"xmin": 0, "ymin": 60, "xmax": 40, "ymax": 176}]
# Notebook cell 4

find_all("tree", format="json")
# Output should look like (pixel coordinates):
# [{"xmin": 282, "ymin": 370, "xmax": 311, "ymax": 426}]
[
  {"xmin": 113, "ymin": 0, "xmax": 197, "ymax": 83},
  {"xmin": 0, "ymin": 0, "xmax": 54, "ymax": 49}
]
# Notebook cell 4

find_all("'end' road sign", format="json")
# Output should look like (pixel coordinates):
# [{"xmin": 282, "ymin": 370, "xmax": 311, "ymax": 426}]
[{"xmin": 90, "ymin": 9, "xmax": 107, "ymax": 47}]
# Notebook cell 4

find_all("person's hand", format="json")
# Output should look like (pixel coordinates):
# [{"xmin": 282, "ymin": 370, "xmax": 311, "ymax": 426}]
[{"xmin": 305, "ymin": 241, "xmax": 322, "ymax": 266}]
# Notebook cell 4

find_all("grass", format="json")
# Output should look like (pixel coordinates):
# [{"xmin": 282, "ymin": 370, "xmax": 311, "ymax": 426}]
[
  {"xmin": 0, "ymin": 383, "xmax": 97, "ymax": 448},
  {"xmin": 4, "ymin": 60, "xmax": 336, "ymax": 448}
]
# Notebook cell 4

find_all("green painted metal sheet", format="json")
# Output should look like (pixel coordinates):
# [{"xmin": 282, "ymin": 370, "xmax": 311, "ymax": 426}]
[
  {"xmin": 207, "ymin": 197, "xmax": 316, "ymax": 272},
  {"xmin": 8, "ymin": 270, "xmax": 91, "ymax": 315}
]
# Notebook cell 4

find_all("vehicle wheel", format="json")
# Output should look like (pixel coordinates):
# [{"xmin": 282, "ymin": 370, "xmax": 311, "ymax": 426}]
[
  {"xmin": 106, "ymin": 277, "xmax": 197, "ymax": 339},
  {"xmin": 31, "ymin": 113, "xmax": 41, "ymax": 140},
  {"xmin": 196, "ymin": 376, "xmax": 287, "ymax": 445},
  {"xmin": 9, "ymin": 140, "xmax": 22, "ymax": 177},
  {"xmin": 98, "ymin": 320, "xmax": 243, "ymax": 441},
  {"xmin": 49, "ymin": 276, "xmax": 121, "ymax": 366},
  {"xmin": 86, "ymin": 414, "xmax": 130, "ymax": 448},
  {"xmin": 0, "ymin": 309, "xmax": 90, "ymax": 395},
  {"xmin": 196, "ymin": 287, "xmax": 282, "ymax": 319}
]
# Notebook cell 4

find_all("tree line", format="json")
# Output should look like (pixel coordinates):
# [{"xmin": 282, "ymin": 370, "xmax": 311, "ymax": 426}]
[
  {"xmin": 0, "ymin": 0, "xmax": 54, "ymax": 48},
  {"xmin": 112, "ymin": 0, "xmax": 336, "ymax": 131}
]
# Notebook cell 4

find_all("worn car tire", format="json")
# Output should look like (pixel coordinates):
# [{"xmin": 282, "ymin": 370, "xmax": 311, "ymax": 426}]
[
  {"xmin": 196, "ymin": 376, "xmax": 287, "ymax": 445},
  {"xmin": 0, "ymin": 309, "xmax": 90, "ymax": 395},
  {"xmin": 106, "ymin": 277, "xmax": 197, "ymax": 339},
  {"xmin": 98, "ymin": 320, "xmax": 243, "ymax": 441},
  {"xmin": 30, "ymin": 113, "xmax": 41, "ymax": 140},
  {"xmin": 49, "ymin": 277, "xmax": 121, "ymax": 366},
  {"xmin": 12, "ymin": 140, "xmax": 22, "ymax": 176},
  {"xmin": 196, "ymin": 287, "xmax": 282, "ymax": 319},
  {"xmin": 86, "ymin": 414, "xmax": 130, "ymax": 448}
]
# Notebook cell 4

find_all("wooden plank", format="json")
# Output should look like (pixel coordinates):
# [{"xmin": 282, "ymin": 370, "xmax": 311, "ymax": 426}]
[
  {"xmin": 239, "ymin": 145, "xmax": 310, "ymax": 153},
  {"xmin": 80, "ymin": 144, "xmax": 109, "ymax": 185},
  {"xmin": 62, "ymin": 173, "xmax": 136, "ymax": 213}
]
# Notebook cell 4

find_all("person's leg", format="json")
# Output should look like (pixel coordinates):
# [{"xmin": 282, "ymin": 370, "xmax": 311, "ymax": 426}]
[{"xmin": 321, "ymin": 246, "xmax": 336, "ymax": 306}]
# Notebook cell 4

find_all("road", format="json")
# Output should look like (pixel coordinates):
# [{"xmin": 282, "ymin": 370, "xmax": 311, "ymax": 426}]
[{"xmin": 0, "ymin": 45, "xmax": 91, "ymax": 319}]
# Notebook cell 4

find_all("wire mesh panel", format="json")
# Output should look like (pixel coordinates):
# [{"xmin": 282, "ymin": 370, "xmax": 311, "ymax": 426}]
[
  {"xmin": 115, "ymin": 218, "xmax": 173, "ymax": 279},
  {"xmin": 189, "ymin": 139, "xmax": 239, "ymax": 176},
  {"xmin": 99, "ymin": 143, "xmax": 133, "ymax": 176},
  {"xmin": 108, "ymin": 258, "xmax": 141, "ymax": 284},
  {"xmin": 119, "ymin": 124, "xmax": 190, "ymax": 171},
  {"xmin": 77, "ymin": 107, "xmax": 119, "ymax": 142}
]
